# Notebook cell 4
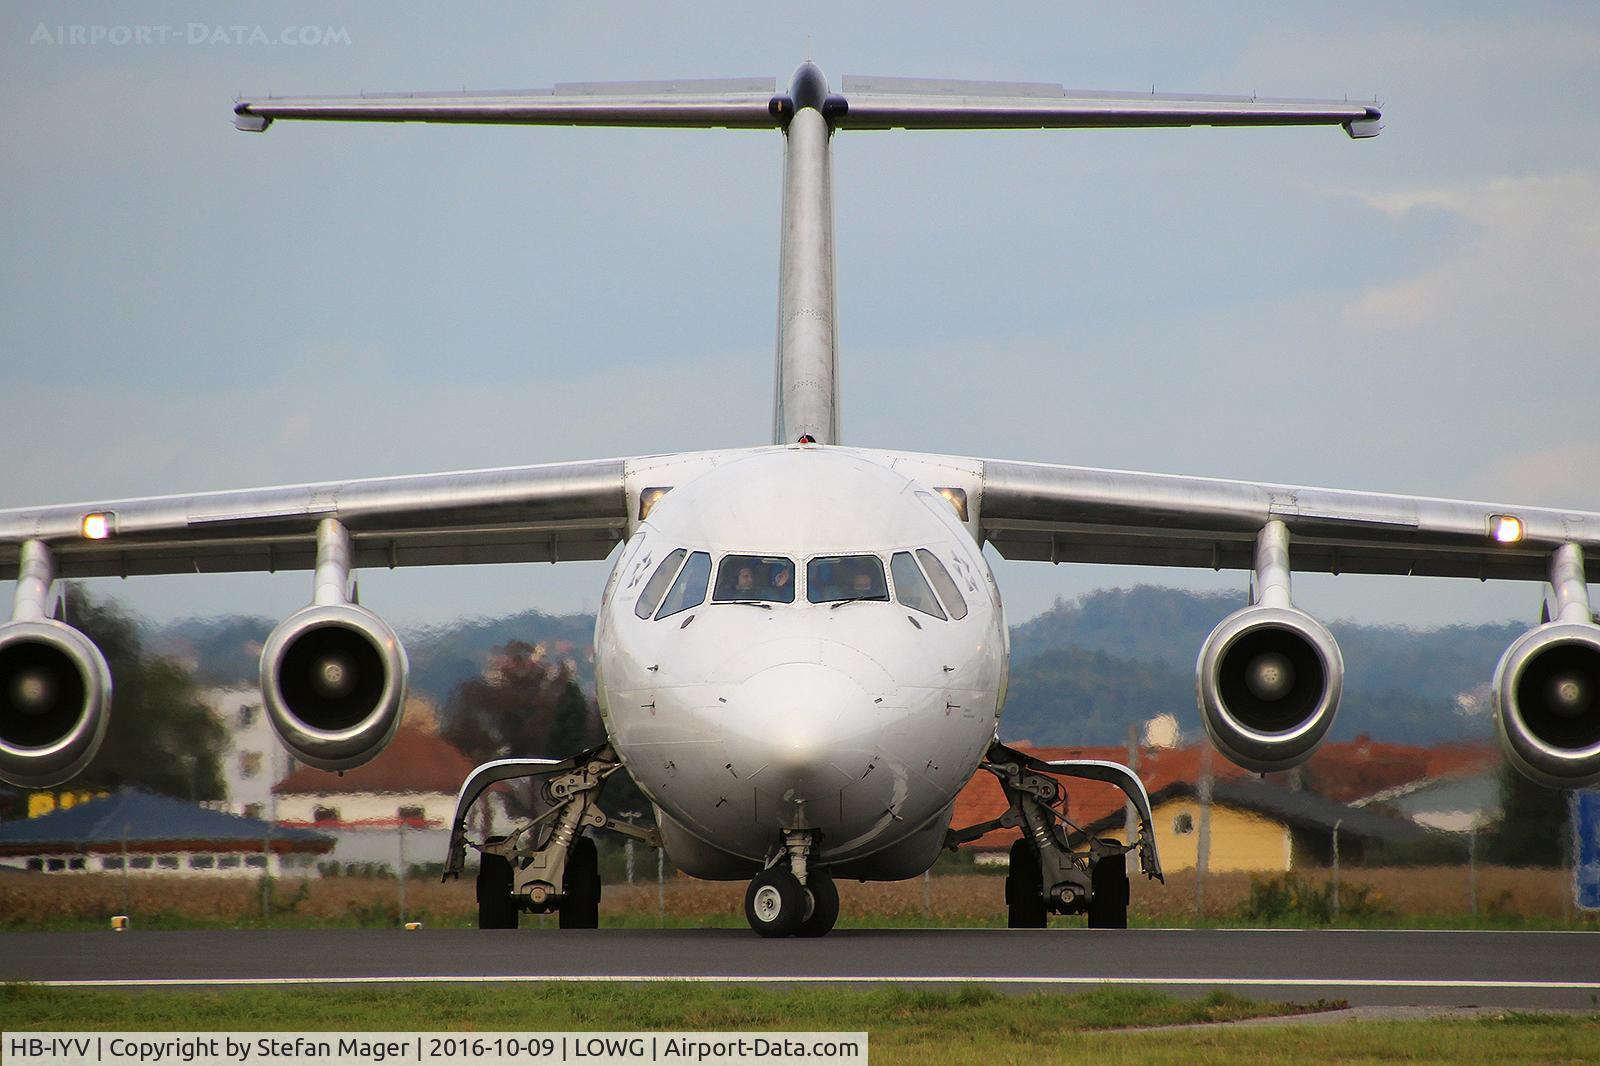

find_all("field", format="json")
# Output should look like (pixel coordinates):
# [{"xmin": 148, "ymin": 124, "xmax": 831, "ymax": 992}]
[
  {"xmin": 3, "ymin": 983, "xmax": 1598, "ymax": 1065},
  {"xmin": 0, "ymin": 865, "xmax": 1591, "ymax": 930}
]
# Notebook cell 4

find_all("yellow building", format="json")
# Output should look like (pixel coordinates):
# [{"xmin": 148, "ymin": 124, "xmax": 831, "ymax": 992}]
[
  {"xmin": 1079, "ymin": 778, "xmax": 1436, "ymax": 873},
  {"xmin": 26, "ymin": 790, "xmax": 107, "ymax": 819}
]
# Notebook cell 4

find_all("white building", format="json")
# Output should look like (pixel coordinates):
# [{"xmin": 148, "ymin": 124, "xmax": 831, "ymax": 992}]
[
  {"xmin": 274, "ymin": 727, "xmax": 505, "ymax": 874},
  {"xmin": 200, "ymin": 684, "xmax": 295, "ymax": 821}
]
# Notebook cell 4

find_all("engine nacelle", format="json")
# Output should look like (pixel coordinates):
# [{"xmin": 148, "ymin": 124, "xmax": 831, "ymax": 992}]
[
  {"xmin": 1493, "ymin": 622, "xmax": 1600, "ymax": 788},
  {"xmin": 259, "ymin": 603, "xmax": 408, "ymax": 772},
  {"xmin": 0, "ymin": 619, "xmax": 113, "ymax": 787},
  {"xmin": 1196, "ymin": 604, "xmax": 1344, "ymax": 773}
]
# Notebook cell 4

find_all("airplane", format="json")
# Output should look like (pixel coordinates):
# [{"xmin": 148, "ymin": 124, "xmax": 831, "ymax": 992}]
[{"xmin": 3, "ymin": 62, "xmax": 1597, "ymax": 939}]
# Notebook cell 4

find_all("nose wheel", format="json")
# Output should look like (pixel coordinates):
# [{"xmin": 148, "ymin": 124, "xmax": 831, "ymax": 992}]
[
  {"xmin": 795, "ymin": 870, "xmax": 839, "ymax": 937},
  {"xmin": 745, "ymin": 867, "xmax": 807, "ymax": 937},
  {"xmin": 745, "ymin": 828, "xmax": 840, "ymax": 938}
]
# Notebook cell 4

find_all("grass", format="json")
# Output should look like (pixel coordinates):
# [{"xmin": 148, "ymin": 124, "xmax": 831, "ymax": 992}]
[
  {"xmin": 3, "ymin": 984, "xmax": 1598, "ymax": 1064},
  {"xmin": 0, "ymin": 983, "xmax": 1321, "ymax": 1040},
  {"xmin": 4, "ymin": 866, "xmax": 1596, "ymax": 932}
]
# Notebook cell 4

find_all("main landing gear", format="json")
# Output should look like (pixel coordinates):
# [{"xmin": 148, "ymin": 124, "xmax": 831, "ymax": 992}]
[
  {"xmin": 948, "ymin": 740, "xmax": 1162, "ymax": 929},
  {"xmin": 444, "ymin": 744, "xmax": 658, "ymax": 930},
  {"xmin": 745, "ymin": 828, "xmax": 839, "ymax": 938}
]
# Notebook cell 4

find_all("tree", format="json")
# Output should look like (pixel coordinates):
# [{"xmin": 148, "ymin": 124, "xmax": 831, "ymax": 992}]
[
  {"xmin": 1483, "ymin": 762, "xmax": 1570, "ymax": 867},
  {"xmin": 444, "ymin": 641, "xmax": 654, "ymax": 820},
  {"xmin": 66, "ymin": 586, "xmax": 227, "ymax": 799}
]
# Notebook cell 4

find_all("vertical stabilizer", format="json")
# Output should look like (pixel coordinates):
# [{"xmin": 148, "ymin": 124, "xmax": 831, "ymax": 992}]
[{"xmin": 772, "ymin": 64, "xmax": 842, "ymax": 445}]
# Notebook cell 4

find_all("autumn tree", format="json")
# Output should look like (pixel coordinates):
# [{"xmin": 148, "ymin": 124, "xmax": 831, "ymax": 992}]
[
  {"xmin": 66, "ymin": 587, "xmax": 227, "ymax": 800},
  {"xmin": 442, "ymin": 640, "xmax": 648, "ymax": 820}
]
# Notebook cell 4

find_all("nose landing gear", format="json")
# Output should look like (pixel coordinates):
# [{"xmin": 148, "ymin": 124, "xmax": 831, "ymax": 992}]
[{"xmin": 745, "ymin": 828, "xmax": 839, "ymax": 937}]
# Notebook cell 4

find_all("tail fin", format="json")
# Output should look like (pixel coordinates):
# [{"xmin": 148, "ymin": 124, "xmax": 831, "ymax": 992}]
[{"xmin": 234, "ymin": 64, "xmax": 1381, "ymax": 447}]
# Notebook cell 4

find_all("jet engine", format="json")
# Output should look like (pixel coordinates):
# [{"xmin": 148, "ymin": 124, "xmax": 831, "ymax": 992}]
[
  {"xmin": 259, "ymin": 519, "xmax": 408, "ymax": 771},
  {"xmin": 0, "ymin": 539, "xmax": 113, "ymax": 788},
  {"xmin": 0, "ymin": 619, "xmax": 112, "ymax": 788},
  {"xmin": 1195, "ymin": 521, "xmax": 1343, "ymax": 773},
  {"xmin": 1493, "ymin": 544, "xmax": 1600, "ymax": 788}
]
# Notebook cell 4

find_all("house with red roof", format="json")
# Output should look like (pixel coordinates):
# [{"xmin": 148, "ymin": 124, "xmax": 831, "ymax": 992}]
[
  {"xmin": 954, "ymin": 739, "xmax": 1496, "ymax": 871},
  {"xmin": 274, "ymin": 727, "xmax": 504, "ymax": 874}
]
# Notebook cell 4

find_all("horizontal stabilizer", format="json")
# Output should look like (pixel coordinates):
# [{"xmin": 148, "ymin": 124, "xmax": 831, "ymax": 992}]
[
  {"xmin": 837, "ymin": 75, "xmax": 1381, "ymax": 138},
  {"xmin": 234, "ymin": 77, "xmax": 782, "ymax": 132}
]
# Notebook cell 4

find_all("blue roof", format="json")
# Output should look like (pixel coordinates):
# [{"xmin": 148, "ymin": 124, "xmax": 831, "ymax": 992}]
[{"xmin": 0, "ymin": 788, "xmax": 332, "ymax": 851}]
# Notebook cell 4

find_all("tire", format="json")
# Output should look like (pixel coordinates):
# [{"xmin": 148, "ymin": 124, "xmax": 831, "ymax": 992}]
[
  {"xmin": 744, "ymin": 866, "xmax": 806, "ymax": 938},
  {"xmin": 476, "ymin": 837, "xmax": 518, "ymax": 930},
  {"xmin": 1005, "ymin": 837, "xmax": 1048, "ymax": 929},
  {"xmin": 794, "ymin": 870, "xmax": 840, "ymax": 938},
  {"xmin": 1087, "ymin": 853, "xmax": 1130, "ymax": 929},
  {"xmin": 559, "ymin": 836, "xmax": 601, "ymax": 929}
]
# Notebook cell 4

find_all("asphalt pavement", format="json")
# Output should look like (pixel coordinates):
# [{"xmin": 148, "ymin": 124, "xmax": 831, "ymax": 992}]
[{"xmin": 5, "ymin": 927, "xmax": 1598, "ymax": 1009}]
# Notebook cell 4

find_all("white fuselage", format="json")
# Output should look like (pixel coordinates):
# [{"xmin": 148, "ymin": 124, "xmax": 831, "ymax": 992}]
[{"xmin": 594, "ymin": 446, "xmax": 1007, "ymax": 878}]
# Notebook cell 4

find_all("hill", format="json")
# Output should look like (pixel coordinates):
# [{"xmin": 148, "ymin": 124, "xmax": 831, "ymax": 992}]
[{"xmin": 151, "ymin": 586, "xmax": 1527, "ymax": 746}]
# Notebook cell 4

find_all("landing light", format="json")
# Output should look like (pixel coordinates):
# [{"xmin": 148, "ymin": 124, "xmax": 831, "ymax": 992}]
[
  {"xmin": 638, "ymin": 487, "xmax": 672, "ymax": 521},
  {"xmin": 80, "ymin": 512, "xmax": 115, "ymax": 540},
  {"xmin": 934, "ymin": 487, "xmax": 969, "ymax": 523},
  {"xmin": 1489, "ymin": 514, "xmax": 1524, "ymax": 544}
]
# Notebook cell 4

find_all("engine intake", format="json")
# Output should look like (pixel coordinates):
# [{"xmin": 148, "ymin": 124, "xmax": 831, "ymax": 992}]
[
  {"xmin": 1195, "ymin": 521, "xmax": 1343, "ymax": 773},
  {"xmin": 259, "ymin": 519, "xmax": 408, "ymax": 772},
  {"xmin": 0, "ymin": 619, "xmax": 113, "ymax": 788},
  {"xmin": 1197, "ymin": 605, "xmax": 1343, "ymax": 773},
  {"xmin": 1494, "ymin": 544, "xmax": 1600, "ymax": 787},
  {"xmin": 260, "ymin": 603, "xmax": 407, "ymax": 772}
]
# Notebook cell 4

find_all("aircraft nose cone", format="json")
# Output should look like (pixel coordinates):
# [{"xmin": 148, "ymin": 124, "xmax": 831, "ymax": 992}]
[
  {"xmin": 742, "ymin": 663, "xmax": 863, "ymax": 767},
  {"xmin": 723, "ymin": 663, "xmax": 872, "ymax": 806}
]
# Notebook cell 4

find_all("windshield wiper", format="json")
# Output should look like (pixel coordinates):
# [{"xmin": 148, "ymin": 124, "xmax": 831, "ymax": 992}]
[
  {"xmin": 729, "ymin": 600, "xmax": 772, "ymax": 609},
  {"xmin": 830, "ymin": 597, "xmax": 883, "ymax": 610}
]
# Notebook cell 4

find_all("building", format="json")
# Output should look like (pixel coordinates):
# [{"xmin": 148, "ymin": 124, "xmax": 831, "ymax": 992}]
[
  {"xmin": 953, "ymin": 740, "xmax": 1481, "ymax": 871},
  {"xmin": 273, "ymin": 727, "xmax": 503, "ymax": 873},
  {"xmin": 200, "ymin": 684, "xmax": 295, "ymax": 820},
  {"xmin": 951, "ymin": 744, "xmax": 1257, "ymax": 863},
  {"xmin": 1076, "ymin": 777, "xmax": 1439, "ymax": 873},
  {"xmin": 0, "ymin": 787, "xmax": 333, "ymax": 877}
]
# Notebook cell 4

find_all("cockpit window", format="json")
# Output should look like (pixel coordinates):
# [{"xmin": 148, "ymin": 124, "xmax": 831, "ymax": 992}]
[
  {"xmin": 713, "ymin": 555, "xmax": 796, "ymax": 603},
  {"xmin": 916, "ymin": 548, "xmax": 969, "ymax": 620},
  {"xmin": 634, "ymin": 548, "xmax": 686, "ymax": 619},
  {"xmin": 807, "ymin": 555, "xmax": 889, "ymax": 604},
  {"xmin": 891, "ymin": 552, "xmax": 946, "ymax": 620},
  {"xmin": 656, "ymin": 551, "xmax": 711, "ymax": 619}
]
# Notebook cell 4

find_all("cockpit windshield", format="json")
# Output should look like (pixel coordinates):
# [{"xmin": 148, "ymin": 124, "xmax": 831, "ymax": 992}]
[
  {"xmin": 713, "ymin": 555, "xmax": 796, "ymax": 603},
  {"xmin": 806, "ymin": 555, "xmax": 889, "ymax": 604}
]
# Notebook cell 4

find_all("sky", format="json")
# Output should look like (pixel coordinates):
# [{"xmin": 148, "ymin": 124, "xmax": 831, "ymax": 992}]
[{"xmin": 2, "ymin": 2, "xmax": 1598, "ymax": 634}]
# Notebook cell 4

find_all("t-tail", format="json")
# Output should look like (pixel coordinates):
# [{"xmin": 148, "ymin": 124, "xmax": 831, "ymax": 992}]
[{"xmin": 234, "ymin": 63, "xmax": 1380, "ymax": 447}]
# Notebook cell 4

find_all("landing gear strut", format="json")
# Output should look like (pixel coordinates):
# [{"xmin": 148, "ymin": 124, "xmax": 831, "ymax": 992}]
[
  {"xmin": 744, "ymin": 828, "xmax": 838, "ymax": 938},
  {"xmin": 949, "ymin": 740, "xmax": 1162, "ymax": 929},
  {"xmin": 446, "ymin": 744, "xmax": 658, "ymax": 930}
]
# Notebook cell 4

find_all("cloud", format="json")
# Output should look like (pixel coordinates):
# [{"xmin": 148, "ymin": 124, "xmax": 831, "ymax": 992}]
[
  {"xmin": 1476, "ymin": 441, "xmax": 1600, "ymax": 507},
  {"xmin": 1339, "ymin": 171, "xmax": 1600, "ymax": 357}
]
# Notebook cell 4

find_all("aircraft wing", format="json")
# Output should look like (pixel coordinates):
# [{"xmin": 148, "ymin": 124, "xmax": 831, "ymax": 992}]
[
  {"xmin": 836, "ymin": 76, "xmax": 1381, "ymax": 138},
  {"xmin": 963, "ymin": 456, "xmax": 1596, "ymax": 582},
  {"xmin": 0, "ymin": 457, "xmax": 631, "ymax": 580}
]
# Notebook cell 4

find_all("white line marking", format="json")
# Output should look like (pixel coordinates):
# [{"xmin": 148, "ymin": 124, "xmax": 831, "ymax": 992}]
[{"xmin": 24, "ymin": 975, "xmax": 1600, "ymax": 991}]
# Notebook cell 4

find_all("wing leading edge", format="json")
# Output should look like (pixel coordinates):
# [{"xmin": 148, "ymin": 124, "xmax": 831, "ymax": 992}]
[
  {"xmin": 963, "ymin": 455, "xmax": 1592, "ymax": 582},
  {"xmin": 0, "ymin": 457, "xmax": 630, "ymax": 580}
]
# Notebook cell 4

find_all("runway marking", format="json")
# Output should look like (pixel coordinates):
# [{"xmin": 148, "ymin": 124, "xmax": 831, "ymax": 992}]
[{"xmin": 25, "ymin": 975, "xmax": 1600, "ymax": 991}]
